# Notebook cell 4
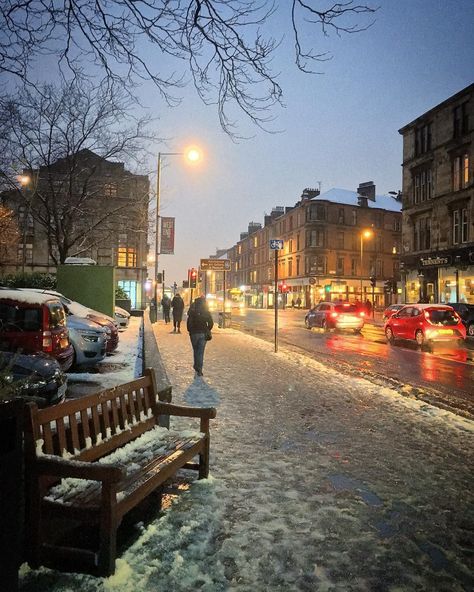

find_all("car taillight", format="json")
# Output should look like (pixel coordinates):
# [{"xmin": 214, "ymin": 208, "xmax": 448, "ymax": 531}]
[
  {"xmin": 330, "ymin": 312, "xmax": 338, "ymax": 318},
  {"xmin": 42, "ymin": 330, "xmax": 53, "ymax": 352}
]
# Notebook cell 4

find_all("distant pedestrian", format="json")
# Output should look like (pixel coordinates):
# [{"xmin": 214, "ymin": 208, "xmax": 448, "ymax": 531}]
[
  {"xmin": 296, "ymin": 297, "xmax": 302, "ymax": 309},
  {"xmin": 161, "ymin": 295, "xmax": 171, "ymax": 323},
  {"xmin": 365, "ymin": 298, "xmax": 372, "ymax": 315},
  {"xmin": 187, "ymin": 296, "xmax": 214, "ymax": 377},
  {"xmin": 171, "ymin": 293, "xmax": 185, "ymax": 333}
]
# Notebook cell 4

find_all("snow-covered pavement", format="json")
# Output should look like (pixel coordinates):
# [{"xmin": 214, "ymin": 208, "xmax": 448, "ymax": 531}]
[{"xmin": 20, "ymin": 321, "xmax": 473, "ymax": 591}]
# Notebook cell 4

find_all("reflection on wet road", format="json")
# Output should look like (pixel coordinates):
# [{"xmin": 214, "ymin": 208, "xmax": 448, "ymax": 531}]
[{"xmin": 226, "ymin": 309, "xmax": 474, "ymax": 408}]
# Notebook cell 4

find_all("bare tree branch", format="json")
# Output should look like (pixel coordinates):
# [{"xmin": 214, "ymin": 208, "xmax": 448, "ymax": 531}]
[{"xmin": 0, "ymin": 1, "xmax": 376, "ymax": 136}]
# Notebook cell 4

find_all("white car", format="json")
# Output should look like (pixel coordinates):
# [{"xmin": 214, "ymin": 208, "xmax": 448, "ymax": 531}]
[{"xmin": 114, "ymin": 305, "xmax": 130, "ymax": 330}]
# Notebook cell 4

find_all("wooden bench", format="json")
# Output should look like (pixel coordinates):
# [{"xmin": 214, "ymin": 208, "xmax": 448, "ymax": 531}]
[{"xmin": 23, "ymin": 368, "xmax": 216, "ymax": 577}]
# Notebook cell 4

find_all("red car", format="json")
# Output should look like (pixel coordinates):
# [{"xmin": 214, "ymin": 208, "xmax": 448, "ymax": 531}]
[
  {"xmin": 384, "ymin": 304, "xmax": 466, "ymax": 347},
  {"xmin": 0, "ymin": 290, "xmax": 74, "ymax": 371}
]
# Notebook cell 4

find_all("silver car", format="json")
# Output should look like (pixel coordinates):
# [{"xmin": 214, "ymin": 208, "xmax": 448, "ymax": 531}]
[{"xmin": 67, "ymin": 315, "xmax": 107, "ymax": 367}]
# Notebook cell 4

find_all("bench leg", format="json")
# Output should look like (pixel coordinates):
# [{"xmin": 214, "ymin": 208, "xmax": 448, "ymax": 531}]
[
  {"xmin": 25, "ymin": 471, "xmax": 42, "ymax": 568},
  {"xmin": 198, "ymin": 436, "xmax": 210, "ymax": 479},
  {"xmin": 98, "ymin": 484, "xmax": 118, "ymax": 576}
]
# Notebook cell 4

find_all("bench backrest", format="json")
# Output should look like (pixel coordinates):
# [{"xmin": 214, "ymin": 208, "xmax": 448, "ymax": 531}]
[{"xmin": 25, "ymin": 369, "xmax": 160, "ymax": 463}]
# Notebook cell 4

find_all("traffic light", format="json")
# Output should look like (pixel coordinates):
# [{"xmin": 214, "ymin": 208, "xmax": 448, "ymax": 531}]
[
  {"xmin": 279, "ymin": 282, "xmax": 288, "ymax": 292},
  {"xmin": 384, "ymin": 279, "xmax": 392, "ymax": 293},
  {"xmin": 392, "ymin": 280, "xmax": 398, "ymax": 294},
  {"xmin": 189, "ymin": 268, "xmax": 198, "ymax": 289},
  {"xmin": 370, "ymin": 275, "xmax": 376, "ymax": 287},
  {"xmin": 324, "ymin": 284, "xmax": 331, "ymax": 294},
  {"xmin": 156, "ymin": 272, "xmax": 162, "ymax": 284}
]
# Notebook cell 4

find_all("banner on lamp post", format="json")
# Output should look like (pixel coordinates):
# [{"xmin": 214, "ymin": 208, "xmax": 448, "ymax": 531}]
[{"xmin": 160, "ymin": 217, "xmax": 175, "ymax": 255}]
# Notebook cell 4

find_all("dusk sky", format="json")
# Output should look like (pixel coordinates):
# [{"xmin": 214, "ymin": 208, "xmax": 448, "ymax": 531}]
[{"xmin": 26, "ymin": 1, "xmax": 474, "ymax": 285}]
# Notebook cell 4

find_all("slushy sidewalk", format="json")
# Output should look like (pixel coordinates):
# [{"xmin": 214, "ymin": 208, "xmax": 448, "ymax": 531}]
[{"xmin": 19, "ymin": 318, "xmax": 473, "ymax": 591}]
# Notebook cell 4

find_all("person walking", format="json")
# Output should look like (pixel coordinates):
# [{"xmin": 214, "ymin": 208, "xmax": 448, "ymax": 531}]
[
  {"xmin": 161, "ymin": 295, "xmax": 171, "ymax": 324},
  {"xmin": 171, "ymin": 292, "xmax": 185, "ymax": 333},
  {"xmin": 187, "ymin": 296, "xmax": 213, "ymax": 377}
]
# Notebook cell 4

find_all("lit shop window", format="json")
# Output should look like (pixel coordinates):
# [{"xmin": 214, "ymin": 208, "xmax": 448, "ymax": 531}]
[{"xmin": 117, "ymin": 246, "xmax": 137, "ymax": 267}]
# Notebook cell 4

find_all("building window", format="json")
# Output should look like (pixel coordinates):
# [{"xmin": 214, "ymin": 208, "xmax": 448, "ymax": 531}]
[
  {"xmin": 414, "ymin": 217, "xmax": 431, "ymax": 250},
  {"xmin": 296, "ymin": 257, "xmax": 300, "ymax": 276},
  {"xmin": 336, "ymin": 257, "xmax": 344, "ymax": 275},
  {"xmin": 288, "ymin": 259, "xmax": 293, "ymax": 276},
  {"xmin": 289, "ymin": 216, "xmax": 293, "ymax": 231},
  {"xmin": 351, "ymin": 258, "xmax": 357, "ymax": 275},
  {"xmin": 394, "ymin": 218, "xmax": 401, "ymax": 232},
  {"xmin": 414, "ymin": 123, "xmax": 431, "ymax": 156},
  {"xmin": 336, "ymin": 231, "xmax": 344, "ymax": 249},
  {"xmin": 453, "ymin": 103, "xmax": 468, "ymax": 138},
  {"xmin": 307, "ymin": 204, "xmax": 326, "ymax": 221},
  {"xmin": 373, "ymin": 212, "xmax": 383, "ymax": 228},
  {"xmin": 289, "ymin": 239, "xmax": 294, "ymax": 253},
  {"xmin": 306, "ymin": 229, "xmax": 325, "ymax": 247},
  {"xmin": 351, "ymin": 210, "xmax": 357, "ymax": 226},
  {"xmin": 296, "ymin": 233, "xmax": 300, "ymax": 251},
  {"xmin": 453, "ymin": 154, "xmax": 469, "ymax": 191},
  {"xmin": 117, "ymin": 246, "xmax": 137, "ymax": 267},
  {"xmin": 17, "ymin": 243, "xmax": 33, "ymax": 263},
  {"xmin": 338, "ymin": 209, "xmax": 345, "ymax": 224},
  {"xmin": 103, "ymin": 182, "xmax": 118, "ymax": 198},
  {"xmin": 453, "ymin": 208, "xmax": 469, "ymax": 244},
  {"xmin": 413, "ymin": 169, "xmax": 433, "ymax": 203}
]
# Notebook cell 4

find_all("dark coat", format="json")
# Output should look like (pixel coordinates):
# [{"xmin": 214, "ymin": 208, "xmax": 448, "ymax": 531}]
[
  {"xmin": 187, "ymin": 297, "xmax": 214, "ymax": 334},
  {"xmin": 171, "ymin": 295, "xmax": 185, "ymax": 320},
  {"xmin": 161, "ymin": 296, "xmax": 171, "ymax": 311}
]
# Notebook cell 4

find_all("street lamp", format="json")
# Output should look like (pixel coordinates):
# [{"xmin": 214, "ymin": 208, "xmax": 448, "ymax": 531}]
[
  {"xmin": 153, "ymin": 147, "xmax": 202, "ymax": 316},
  {"xmin": 360, "ymin": 229, "xmax": 374, "ymax": 300}
]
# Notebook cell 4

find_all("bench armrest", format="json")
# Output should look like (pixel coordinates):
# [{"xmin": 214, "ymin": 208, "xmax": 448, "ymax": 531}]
[
  {"xmin": 155, "ymin": 402, "xmax": 216, "ymax": 420},
  {"xmin": 35, "ymin": 455, "xmax": 125, "ymax": 483}
]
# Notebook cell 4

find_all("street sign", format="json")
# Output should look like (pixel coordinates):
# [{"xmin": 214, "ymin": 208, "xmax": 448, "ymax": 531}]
[
  {"xmin": 269, "ymin": 239, "xmax": 284, "ymax": 250},
  {"xmin": 200, "ymin": 258, "xmax": 231, "ymax": 271}
]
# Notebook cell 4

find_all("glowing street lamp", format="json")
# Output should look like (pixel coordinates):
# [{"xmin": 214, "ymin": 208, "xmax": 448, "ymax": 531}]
[
  {"xmin": 360, "ymin": 229, "xmax": 374, "ymax": 299},
  {"xmin": 153, "ymin": 146, "xmax": 202, "ymax": 316}
]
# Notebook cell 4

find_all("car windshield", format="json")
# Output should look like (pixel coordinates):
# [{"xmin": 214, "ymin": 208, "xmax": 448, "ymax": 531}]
[
  {"xmin": 334, "ymin": 304, "xmax": 359, "ymax": 313},
  {"xmin": 426, "ymin": 308, "xmax": 458, "ymax": 326}
]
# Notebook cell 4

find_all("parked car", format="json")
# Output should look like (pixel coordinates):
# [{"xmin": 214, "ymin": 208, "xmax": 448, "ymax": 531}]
[
  {"xmin": 305, "ymin": 301, "xmax": 365, "ymax": 332},
  {"xmin": 21, "ymin": 289, "xmax": 119, "ymax": 353},
  {"xmin": 0, "ymin": 351, "xmax": 67, "ymax": 407},
  {"xmin": 384, "ymin": 304, "xmax": 466, "ymax": 346},
  {"xmin": 114, "ymin": 305, "xmax": 130, "ymax": 330},
  {"xmin": 67, "ymin": 316, "xmax": 107, "ymax": 367},
  {"xmin": 382, "ymin": 303, "xmax": 405, "ymax": 322},
  {"xmin": 448, "ymin": 303, "xmax": 474, "ymax": 338},
  {"xmin": 0, "ymin": 290, "xmax": 74, "ymax": 371}
]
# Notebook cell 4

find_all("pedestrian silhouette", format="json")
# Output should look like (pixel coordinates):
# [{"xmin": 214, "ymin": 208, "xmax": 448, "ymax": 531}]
[
  {"xmin": 187, "ymin": 296, "xmax": 213, "ymax": 377},
  {"xmin": 171, "ymin": 293, "xmax": 185, "ymax": 333},
  {"xmin": 161, "ymin": 295, "xmax": 171, "ymax": 323}
]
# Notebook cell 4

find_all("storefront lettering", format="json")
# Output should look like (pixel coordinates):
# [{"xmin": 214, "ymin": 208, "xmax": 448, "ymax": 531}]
[{"xmin": 420, "ymin": 256, "xmax": 451, "ymax": 267}]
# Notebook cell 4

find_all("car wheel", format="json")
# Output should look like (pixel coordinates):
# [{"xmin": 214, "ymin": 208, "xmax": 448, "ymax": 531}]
[
  {"xmin": 305, "ymin": 318, "xmax": 311, "ymax": 329},
  {"xmin": 415, "ymin": 330, "xmax": 425, "ymax": 347},
  {"xmin": 467, "ymin": 323, "xmax": 474, "ymax": 338},
  {"xmin": 385, "ymin": 326, "xmax": 395, "ymax": 343}
]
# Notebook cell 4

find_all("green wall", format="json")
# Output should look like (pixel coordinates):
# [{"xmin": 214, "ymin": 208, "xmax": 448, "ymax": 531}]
[{"xmin": 57, "ymin": 266, "xmax": 115, "ymax": 317}]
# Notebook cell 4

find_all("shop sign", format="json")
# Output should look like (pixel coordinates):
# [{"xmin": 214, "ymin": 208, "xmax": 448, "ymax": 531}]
[{"xmin": 420, "ymin": 255, "xmax": 451, "ymax": 267}]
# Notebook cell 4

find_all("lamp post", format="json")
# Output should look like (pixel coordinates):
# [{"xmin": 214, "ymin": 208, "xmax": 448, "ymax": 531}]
[
  {"xmin": 153, "ymin": 147, "xmax": 201, "ymax": 317},
  {"xmin": 359, "ymin": 229, "xmax": 373, "ymax": 300}
]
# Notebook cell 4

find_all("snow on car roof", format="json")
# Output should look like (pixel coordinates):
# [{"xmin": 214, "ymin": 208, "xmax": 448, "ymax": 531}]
[{"xmin": 0, "ymin": 289, "xmax": 62, "ymax": 305}]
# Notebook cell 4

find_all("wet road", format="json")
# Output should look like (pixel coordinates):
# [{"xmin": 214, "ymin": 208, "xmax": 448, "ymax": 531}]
[{"xmin": 223, "ymin": 308, "xmax": 474, "ymax": 417}]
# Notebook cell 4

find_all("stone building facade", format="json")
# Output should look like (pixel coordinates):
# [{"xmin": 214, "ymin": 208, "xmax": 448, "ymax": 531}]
[
  {"xmin": 398, "ymin": 84, "xmax": 474, "ymax": 304},
  {"xmin": 226, "ymin": 183, "xmax": 402, "ymax": 310},
  {"xmin": 1, "ymin": 150, "xmax": 149, "ymax": 308}
]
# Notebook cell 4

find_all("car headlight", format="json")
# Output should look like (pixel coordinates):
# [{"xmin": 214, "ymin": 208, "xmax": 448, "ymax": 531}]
[
  {"xmin": 104, "ymin": 326, "xmax": 112, "ymax": 335},
  {"xmin": 77, "ymin": 329, "xmax": 101, "ymax": 342}
]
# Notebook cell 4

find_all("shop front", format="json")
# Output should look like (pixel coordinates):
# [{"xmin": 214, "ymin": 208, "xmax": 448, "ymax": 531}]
[{"xmin": 402, "ymin": 249, "xmax": 474, "ymax": 304}]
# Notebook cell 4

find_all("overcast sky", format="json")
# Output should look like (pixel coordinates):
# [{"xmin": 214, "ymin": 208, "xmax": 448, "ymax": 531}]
[{"xmin": 22, "ymin": 1, "xmax": 474, "ymax": 286}]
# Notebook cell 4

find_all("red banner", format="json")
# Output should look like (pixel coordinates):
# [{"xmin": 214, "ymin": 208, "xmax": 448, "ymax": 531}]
[{"xmin": 160, "ymin": 217, "xmax": 175, "ymax": 255}]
